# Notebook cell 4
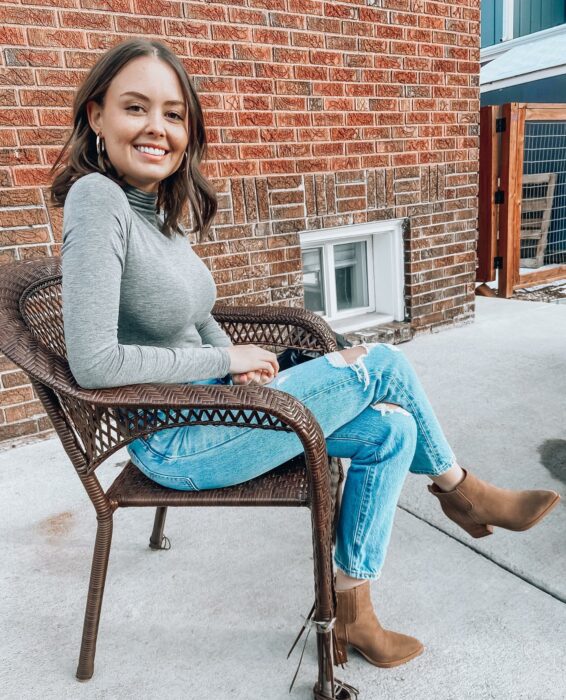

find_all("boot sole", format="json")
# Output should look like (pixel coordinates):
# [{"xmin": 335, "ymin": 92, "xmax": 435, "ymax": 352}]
[{"xmin": 352, "ymin": 643, "xmax": 424, "ymax": 668}]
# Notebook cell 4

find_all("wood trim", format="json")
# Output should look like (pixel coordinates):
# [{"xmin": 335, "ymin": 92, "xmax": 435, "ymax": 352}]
[
  {"xmin": 525, "ymin": 106, "xmax": 566, "ymax": 121},
  {"xmin": 516, "ymin": 265, "xmax": 566, "ymax": 289},
  {"xmin": 498, "ymin": 103, "xmax": 525, "ymax": 298},
  {"xmin": 477, "ymin": 105, "xmax": 499, "ymax": 283}
]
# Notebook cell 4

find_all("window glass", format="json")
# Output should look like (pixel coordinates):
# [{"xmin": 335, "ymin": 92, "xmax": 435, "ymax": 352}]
[
  {"xmin": 334, "ymin": 241, "xmax": 369, "ymax": 311},
  {"xmin": 302, "ymin": 247, "xmax": 326, "ymax": 314}
]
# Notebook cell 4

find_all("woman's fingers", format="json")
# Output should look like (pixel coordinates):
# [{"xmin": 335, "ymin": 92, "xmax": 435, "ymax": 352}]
[{"xmin": 226, "ymin": 345, "xmax": 279, "ymax": 375}]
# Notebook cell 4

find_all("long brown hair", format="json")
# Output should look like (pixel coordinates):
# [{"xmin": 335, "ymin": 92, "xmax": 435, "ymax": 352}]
[{"xmin": 50, "ymin": 39, "xmax": 217, "ymax": 240}]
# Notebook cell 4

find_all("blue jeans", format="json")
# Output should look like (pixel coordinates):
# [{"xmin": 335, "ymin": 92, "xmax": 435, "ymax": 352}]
[{"xmin": 127, "ymin": 343, "xmax": 456, "ymax": 580}]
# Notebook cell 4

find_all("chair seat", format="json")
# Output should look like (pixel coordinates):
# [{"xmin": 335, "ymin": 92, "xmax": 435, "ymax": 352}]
[{"xmin": 107, "ymin": 456, "xmax": 310, "ymax": 508}]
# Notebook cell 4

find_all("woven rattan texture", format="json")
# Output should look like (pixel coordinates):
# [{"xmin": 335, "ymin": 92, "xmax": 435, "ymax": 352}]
[{"xmin": 108, "ymin": 456, "xmax": 310, "ymax": 507}]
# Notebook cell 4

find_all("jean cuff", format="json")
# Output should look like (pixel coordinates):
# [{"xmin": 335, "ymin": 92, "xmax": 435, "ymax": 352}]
[
  {"xmin": 334, "ymin": 557, "xmax": 382, "ymax": 582},
  {"xmin": 410, "ymin": 455, "xmax": 458, "ymax": 477}
]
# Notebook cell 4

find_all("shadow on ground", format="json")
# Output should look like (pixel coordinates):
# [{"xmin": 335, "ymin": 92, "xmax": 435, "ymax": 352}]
[{"xmin": 539, "ymin": 439, "xmax": 566, "ymax": 484}]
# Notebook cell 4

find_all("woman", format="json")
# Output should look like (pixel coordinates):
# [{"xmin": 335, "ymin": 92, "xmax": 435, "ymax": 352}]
[{"xmin": 52, "ymin": 39, "xmax": 560, "ymax": 670}]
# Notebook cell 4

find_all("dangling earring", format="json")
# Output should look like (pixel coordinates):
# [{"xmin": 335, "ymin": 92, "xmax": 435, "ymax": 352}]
[{"xmin": 96, "ymin": 132, "xmax": 106, "ymax": 172}]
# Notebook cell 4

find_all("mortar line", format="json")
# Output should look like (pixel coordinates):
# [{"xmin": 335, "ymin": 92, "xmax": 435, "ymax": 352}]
[{"xmin": 398, "ymin": 504, "xmax": 566, "ymax": 605}]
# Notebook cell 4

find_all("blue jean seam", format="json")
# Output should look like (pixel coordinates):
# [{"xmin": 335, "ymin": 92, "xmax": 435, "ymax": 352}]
[
  {"xmin": 388, "ymin": 373, "xmax": 453, "ymax": 475},
  {"xmin": 347, "ymin": 449, "xmax": 379, "ymax": 575}
]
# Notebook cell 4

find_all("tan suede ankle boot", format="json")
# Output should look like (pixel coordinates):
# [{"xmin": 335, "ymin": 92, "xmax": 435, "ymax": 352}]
[
  {"xmin": 334, "ymin": 581, "xmax": 424, "ymax": 668},
  {"xmin": 428, "ymin": 468, "xmax": 560, "ymax": 538}
]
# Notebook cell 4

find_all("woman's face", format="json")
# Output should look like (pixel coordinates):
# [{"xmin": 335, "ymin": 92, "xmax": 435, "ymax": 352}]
[{"xmin": 87, "ymin": 56, "xmax": 189, "ymax": 193}]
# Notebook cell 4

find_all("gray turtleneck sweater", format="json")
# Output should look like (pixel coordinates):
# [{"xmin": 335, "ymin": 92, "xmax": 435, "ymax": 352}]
[{"xmin": 62, "ymin": 172, "xmax": 232, "ymax": 389}]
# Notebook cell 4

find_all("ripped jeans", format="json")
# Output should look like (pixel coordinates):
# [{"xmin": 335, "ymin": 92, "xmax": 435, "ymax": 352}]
[{"xmin": 126, "ymin": 343, "xmax": 456, "ymax": 580}]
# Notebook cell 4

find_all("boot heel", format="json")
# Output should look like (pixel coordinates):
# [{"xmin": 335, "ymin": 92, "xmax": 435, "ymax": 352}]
[
  {"xmin": 333, "ymin": 632, "xmax": 348, "ymax": 666},
  {"xmin": 467, "ymin": 522, "xmax": 494, "ymax": 538}
]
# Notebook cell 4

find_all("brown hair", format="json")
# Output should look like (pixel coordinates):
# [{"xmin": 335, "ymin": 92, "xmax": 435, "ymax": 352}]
[{"xmin": 50, "ymin": 38, "xmax": 217, "ymax": 240}]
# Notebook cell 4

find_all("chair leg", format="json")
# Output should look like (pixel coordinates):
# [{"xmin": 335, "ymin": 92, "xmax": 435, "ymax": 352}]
[
  {"xmin": 76, "ymin": 516, "xmax": 113, "ymax": 681},
  {"xmin": 149, "ymin": 506, "xmax": 170, "ymax": 550}
]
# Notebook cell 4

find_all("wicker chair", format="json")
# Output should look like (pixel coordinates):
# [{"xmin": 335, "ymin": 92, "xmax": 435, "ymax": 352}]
[{"xmin": 0, "ymin": 257, "xmax": 358, "ymax": 700}]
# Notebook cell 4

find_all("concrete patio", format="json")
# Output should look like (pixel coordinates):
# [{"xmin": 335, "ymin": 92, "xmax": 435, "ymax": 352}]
[{"xmin": 1, "ymin": 296, "xmax": 565, "ymax": 699}]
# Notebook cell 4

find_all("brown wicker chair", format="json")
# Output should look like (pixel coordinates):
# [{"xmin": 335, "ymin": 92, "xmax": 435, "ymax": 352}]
[{"xmin": 0, "ymin": 257, "xmax": 357, "ymax": 700}]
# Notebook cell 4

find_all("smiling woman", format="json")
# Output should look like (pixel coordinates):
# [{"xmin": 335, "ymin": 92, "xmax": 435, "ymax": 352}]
[
  {"xmin": 48, "ymin": 38, "xmax": 561, "ymax": 687},
  {"xmin": 50, "ymin": 39, "xmax": 215, "ymax": 240}
]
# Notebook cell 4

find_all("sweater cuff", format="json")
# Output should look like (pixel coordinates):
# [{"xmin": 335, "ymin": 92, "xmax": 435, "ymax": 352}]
[{"xmin": 216, "ymin": 346, "xmax": 232, "ymax": 377}]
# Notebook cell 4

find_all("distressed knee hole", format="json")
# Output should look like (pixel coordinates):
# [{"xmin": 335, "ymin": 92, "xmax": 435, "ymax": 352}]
[
  {"xmin": 325, "ymin": 349, "xmax": 371, "ymax": 390},
  {"xmin": 371, "ymin": 402, "xmax": 411, "ymax": 417}
]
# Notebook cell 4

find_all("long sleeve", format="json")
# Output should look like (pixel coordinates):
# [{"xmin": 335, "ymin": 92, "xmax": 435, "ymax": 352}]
[
  {"xmin": 62, "ymin": 174, "xmax": 231, "ymax": 390},
  {"xmin": 196, "ymin": 313, "xmax": 233, "ymax": 348}
]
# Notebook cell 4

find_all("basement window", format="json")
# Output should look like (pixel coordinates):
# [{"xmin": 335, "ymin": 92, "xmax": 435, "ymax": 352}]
[{"xmin": 300, "ymin": 219, "xmax": 405, "ymax": 333}]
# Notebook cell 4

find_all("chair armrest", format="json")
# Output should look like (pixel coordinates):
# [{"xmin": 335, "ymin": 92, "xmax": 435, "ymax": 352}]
[
  {"xmin": 20, "ymin": 340, "xmax": 330, "ymax": 489},
  {"xmin": 212, "ymin": 304, "xmax": 337, "ymax": 354}
]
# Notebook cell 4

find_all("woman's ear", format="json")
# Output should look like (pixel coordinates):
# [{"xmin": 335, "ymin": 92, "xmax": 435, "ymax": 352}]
[{"xmin": 86, "ymin": 99, "xmax": 103, "ymax": 134}]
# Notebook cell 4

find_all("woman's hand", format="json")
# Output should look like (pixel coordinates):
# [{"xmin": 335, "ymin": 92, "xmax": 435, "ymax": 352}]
[
  {"xmin": 226, "ymin": 344, "xmax": 279, "ymax": 377},
  {"xmin": 231, "ymin": 369, "xmax": 275, "ymax": 386}
]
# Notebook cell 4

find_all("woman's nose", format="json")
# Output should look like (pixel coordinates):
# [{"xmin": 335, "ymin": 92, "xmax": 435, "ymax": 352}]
[{"xmin": 145, "ymin": 110, "xmax": 166, "ymax": 135}]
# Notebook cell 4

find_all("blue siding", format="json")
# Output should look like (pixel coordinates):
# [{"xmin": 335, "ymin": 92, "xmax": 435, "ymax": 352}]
[
  {"xmin": 482, "ymin": 0, "xmax": 504, "ymax": 47},
  {"xmin": 514, "ymin": 0, "xmax": 566, "ymax": 38}
]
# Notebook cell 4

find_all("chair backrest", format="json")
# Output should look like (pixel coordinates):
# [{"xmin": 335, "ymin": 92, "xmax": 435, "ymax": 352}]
[{"xmin": 20, "ymin": 274, "xmax": 67, "ymax": 360}]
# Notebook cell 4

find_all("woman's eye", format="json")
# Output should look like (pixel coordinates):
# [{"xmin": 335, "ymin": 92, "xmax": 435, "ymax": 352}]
[
  {"xmin": 127, "ymin": 105, "xmax": 144, "ymax": 113},
  {"xmin": 167, "ymin": 112, "xmax": 183, "ymax": 120}
]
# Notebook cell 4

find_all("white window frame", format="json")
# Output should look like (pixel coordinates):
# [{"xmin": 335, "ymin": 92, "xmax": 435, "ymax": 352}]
[
  {"xmin": 502, "ymin": 0, "xmax": 514, "ymax": 42},
  {"xmin": 300, "ymin": 219, "xmax": 405, "ymax": 333}
]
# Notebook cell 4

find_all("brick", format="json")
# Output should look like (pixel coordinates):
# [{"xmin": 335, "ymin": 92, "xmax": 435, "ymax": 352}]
[
  {"xmin": 28, "ymin": 29, "xmax": 87, "ymax": 49},
  {"xmin": 4, "ymin": 48, "xmax": 62, "ymax": 67},
  {"xmin": 272, "ymin": 47, "xmax": 308, "ymax": 64},
  {"xmin": 4, "ymin": 400, "xmax": 45, "ymax": 423},
  {"xmin": 191, "ymin": 41, "xmax": 231, "ymax": 59},
  {"xmin": 64, "ymin": 51, "xmax": 100, "ymax": 69},
  {"xmin": 211, "ymin": 24, "xmax": 251, "ymax": 42},
  {"xmin": 115, "ymin": 15, "xmax": 164, "ymax": 33},
  {"xmin": 0, "ymin": 386, "xmax": 34, "ymax": 407},
  {"xmin": 239, "ymin": 144, "xmax": 276, "ymax": 159},
  {"xmin": 133, "ymin": 0, "xmax": 181, "ymax": 16},
  {"xmin": 217, "ymin": 61, "xmax": 254, "ymax": 77},
  {"xmin": 165, "ymin": 19, "xmax": 211, "ymax": 39},
  {"xmin": 0, "ymin": 7, "xmax": 56, "ymax": 25},
  {"xmin": 13, "ymin": 169, "xmax": 52, "ymax": 186},
  {"xmin": 0, "ymin": 188, "xmax": 42, "ymax": 206},
  {"xmin": 82, "ymin": 0, "xmax": 132, "ymax": 11},
  {"xmin": 182, "ymin": 58, "xmax": 214, "ymax": 75},
  {"xmin": 0, "ymin": 27, "xmax": 26, "ymax": 46},
  {"xmin": 0, "ymin": 109, "xmax": 36, "ymax": 126},
  {"xmin": 0, "ymin": 89, "xmax": 17, "ymax": 107},
  {"xmin": 229, "ymin": 7, "xmax": 268, "ymax": 25},
  {"xmin": 0, "ymin": 419, "xmax": 39, "ymax": 443},
  {"xmin": 269, "ymin": 11, "xmax": 304, "ymax": 30},
  {"xmin": 0, "ymin": 147, "xmax": 41, "ymax": 166},
  {"xmin": 63, "ymin": 12, "xmax": 114, "ymax": 31},
  {"xmin": 238, "ymin": 112, "xmax": 274, "ymax": 126},
  {"xmin": 233, "ymin": 44, "xmax": 271, "ymax": 62},
  {"xmin": 38, "ymin": 108, "xmax": 72, "ymax": 126},
  {"xmin": 292, "ymin": 32, "xmax": 324, "ymax": 49}
]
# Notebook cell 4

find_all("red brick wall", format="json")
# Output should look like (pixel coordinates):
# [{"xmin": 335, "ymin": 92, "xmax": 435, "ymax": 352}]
[{"xmin": 0, "ymin": 0, "xmax": 480, "ymax": 445}]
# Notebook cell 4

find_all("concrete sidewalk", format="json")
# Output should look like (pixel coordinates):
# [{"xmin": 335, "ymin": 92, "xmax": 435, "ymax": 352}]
[{"xmin": 1, "ymin": 297, "xmax": 565, "ymax": 699}]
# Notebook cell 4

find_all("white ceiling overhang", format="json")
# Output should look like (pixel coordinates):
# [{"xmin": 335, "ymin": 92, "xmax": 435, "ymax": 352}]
[{"xmin": 481, "ymin": 32, "xmax": 566, "ymax": 93}]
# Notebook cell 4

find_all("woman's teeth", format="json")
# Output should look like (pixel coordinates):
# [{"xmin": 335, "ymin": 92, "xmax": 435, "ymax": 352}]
[{"xmin": 135, "ymin": 146, "xmax": 166, "ymax": 156}]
